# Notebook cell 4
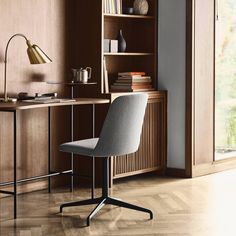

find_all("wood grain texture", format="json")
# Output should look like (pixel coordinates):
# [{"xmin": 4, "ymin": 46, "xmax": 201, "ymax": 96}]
[
  {"xmin": 2, "ymin": 169, "xmax": 236, "ymax": 235},
  {"xmin": 0, "ymin": 0, "xmax": 75, "ymax": 189},
  {"xmin": 72, "ymin": 0, "xmax": 102, "ymax": 97},
  {"xmin": 0, "ymin": 0, "xmax": 167, "ymax": 194},
  {"xmin": 112, "ymin": 91, "xmax": 167, "ymax": 180},
  {"xmin": 0, "ymin": 98, "xmax": 110, "ymax": 110},
  {"xmin": 69, "ymin": 0, "xmax": 166, "ymax": 183}
]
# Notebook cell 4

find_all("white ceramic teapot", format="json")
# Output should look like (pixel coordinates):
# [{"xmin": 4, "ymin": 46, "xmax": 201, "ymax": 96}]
[{"xmin": 78, "ymin": 67, "xmax": 92, "ymax": 83}]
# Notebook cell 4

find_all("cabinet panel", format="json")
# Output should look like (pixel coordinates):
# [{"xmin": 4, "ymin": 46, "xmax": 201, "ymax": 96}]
[{"xmin": 112, "ymin": 91, "xmax": 167, "ymax": 179}]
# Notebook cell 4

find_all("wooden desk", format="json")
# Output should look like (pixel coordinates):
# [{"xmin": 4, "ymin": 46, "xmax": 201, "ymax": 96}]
[
  {"xmin": 0, "ymin": 98, "xmax": 110, "ymax": 219},
  {"xmin": 0, "ymin": 98, "xmax": 109, "ymax": 110}
]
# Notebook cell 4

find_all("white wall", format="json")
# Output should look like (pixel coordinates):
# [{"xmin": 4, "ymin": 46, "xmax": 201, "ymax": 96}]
[{"xmin": 158, "ymin": 0, "xmax": 186, "ymax": 169}]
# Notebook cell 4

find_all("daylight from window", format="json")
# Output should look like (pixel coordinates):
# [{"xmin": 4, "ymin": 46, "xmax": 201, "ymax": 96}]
[{"xmin": 215, "ymin": 0, "xmax": 236, "ymax": 160}]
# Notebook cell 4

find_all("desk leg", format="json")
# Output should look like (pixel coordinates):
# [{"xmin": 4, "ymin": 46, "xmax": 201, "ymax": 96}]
[
  {"xmin": 13, "ymin": 111, "xmax": 17, "ymax": 219},
  {"xmin": 70, "ymin": 105, "xmax": 74, "ymax": 192},
  {"xmin": 48, "ymin": 107, "xmax": 51, "ymax": 193},
  {"xmin": 92, "ymin": 104, "xmax": 95, "ymax": 199}
]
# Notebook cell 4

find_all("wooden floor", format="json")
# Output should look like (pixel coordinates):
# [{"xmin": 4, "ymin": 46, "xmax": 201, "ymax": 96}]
[{"xmin": 1, "ymin": 169, "xmax": 236, "ymax": 236}]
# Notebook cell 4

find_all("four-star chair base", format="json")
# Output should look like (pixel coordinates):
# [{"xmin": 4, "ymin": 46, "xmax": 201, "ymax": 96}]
[{"xmin": 60, "ymin": 157, "xmax": 153, "ymax": 226}]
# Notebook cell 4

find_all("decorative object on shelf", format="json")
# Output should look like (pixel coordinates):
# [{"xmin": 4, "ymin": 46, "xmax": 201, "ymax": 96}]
[
  {"xmin": 110, "ymin": 40, "xmax": 118, "ymax": 53},
  {"xmin": 104, "ymin": 39, "xmax": 118, "ymax": 53},
  {"xmin": 133, "ymin": 0, "xmax": 149, "ymax": 15},
  {"xmin": 0, "ymin": 33, "xmax": 52, "ymax": 103},
  {"xmin": 104, "ymin": 39, "xmax": 110, "ymax": 52},
  {"xmin": 122, "ymin": 7, "xmax": 134, "ymax": 14},
  {"xmin": 117, "ymin": 30, "xmax": 126, "ymax": 52}
]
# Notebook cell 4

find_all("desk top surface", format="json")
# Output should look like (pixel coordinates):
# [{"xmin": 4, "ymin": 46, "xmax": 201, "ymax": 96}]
[{"xmin": 0, "ymin": 98, "xmax": 110, "ymax": 111}]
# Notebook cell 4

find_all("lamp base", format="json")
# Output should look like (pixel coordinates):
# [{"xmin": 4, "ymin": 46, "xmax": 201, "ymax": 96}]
[{"xmin": 0, "ymin": 97, "xmax": 17, "ymax": 102}]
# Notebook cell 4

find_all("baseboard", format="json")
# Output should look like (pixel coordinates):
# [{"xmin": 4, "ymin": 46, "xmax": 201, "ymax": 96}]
[
  {"xmin": 165, "ymin": 168, "xmax": 188, "ymax": 177},
  {"xmin": 192, "ymin": 158, "xmax": 236, "ymax": 177}
]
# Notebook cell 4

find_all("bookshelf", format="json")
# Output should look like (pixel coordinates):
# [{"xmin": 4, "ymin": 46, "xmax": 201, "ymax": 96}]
[
  {"xmin": 102, "ymin": 0, "xmax": 157, "ymax": 92},
  {"xmin": 74, "ymin": 0, "xmax": 166, "ymax": 184}
]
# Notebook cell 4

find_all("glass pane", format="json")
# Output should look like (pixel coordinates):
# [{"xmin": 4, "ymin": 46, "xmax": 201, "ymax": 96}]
[{"xmin": 215, "ymin": 0, "xmax": 236, "ymax": 160}]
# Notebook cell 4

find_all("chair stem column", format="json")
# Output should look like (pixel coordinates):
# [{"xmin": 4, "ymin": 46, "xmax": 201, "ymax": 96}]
[{"xmin": 102, "ymin": 157, "xmax": 109, "ymax": 198}]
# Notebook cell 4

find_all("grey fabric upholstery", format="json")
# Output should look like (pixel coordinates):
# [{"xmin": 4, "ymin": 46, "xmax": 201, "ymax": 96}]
[
  {"xmin": 60, "ymin": 138, "xmax": 99, "ymax": 156},
  {"xmin": 59, "ymin": 94, "xmax": 148, "ymax": 157}
]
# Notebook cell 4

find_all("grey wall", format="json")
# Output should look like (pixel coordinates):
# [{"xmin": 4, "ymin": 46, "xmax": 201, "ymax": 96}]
[{"xmin": 158, "ymin": 0, "xmax": 186, "ymax": 169}]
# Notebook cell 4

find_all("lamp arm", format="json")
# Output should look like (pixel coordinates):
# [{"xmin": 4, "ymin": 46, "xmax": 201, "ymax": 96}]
[{"xmin": 4, "ymin": 33, "xmax": 28, "ymax": 101}]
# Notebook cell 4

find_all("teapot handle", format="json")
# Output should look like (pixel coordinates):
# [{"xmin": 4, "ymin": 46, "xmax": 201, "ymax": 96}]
[{"xmin": 86, "ymin": 67, "xmax": 92, "ymax": 79}]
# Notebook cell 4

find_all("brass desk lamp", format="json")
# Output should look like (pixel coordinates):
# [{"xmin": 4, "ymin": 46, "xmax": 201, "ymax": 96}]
[{"xmin": 1, "ymin": 33, "xmax": 52, "ymax": 102}]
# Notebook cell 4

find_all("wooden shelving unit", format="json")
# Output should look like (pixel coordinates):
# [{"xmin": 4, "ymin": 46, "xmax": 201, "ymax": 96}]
[
  {"xmin": 102, "ymin": 0, "xmax": 157, "ymax": 91},
  {"xmin": 74, "ymin": 0, "xmax": 166, "ymax": 184}
]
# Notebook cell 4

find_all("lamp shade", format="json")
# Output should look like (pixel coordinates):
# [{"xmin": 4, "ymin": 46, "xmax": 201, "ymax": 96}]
[{"xmin": 26, "ymin": 40, "xmax": 52, "ymax": 64}]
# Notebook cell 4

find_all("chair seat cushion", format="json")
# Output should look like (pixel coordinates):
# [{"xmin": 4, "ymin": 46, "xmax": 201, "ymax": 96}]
[{"xmin": 59, "ymin": 138, "xmax": 99, "ymax": 157}]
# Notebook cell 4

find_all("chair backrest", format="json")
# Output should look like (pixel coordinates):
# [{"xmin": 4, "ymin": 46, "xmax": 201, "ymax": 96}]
[{"xmin": 94, "ymin": 93, "xmax": 148, "ymax": 157}]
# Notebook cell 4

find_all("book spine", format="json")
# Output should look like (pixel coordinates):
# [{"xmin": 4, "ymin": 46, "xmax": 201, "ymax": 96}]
[
  {"xmin": 103, "ymin": 57, "xmax": 109, "ymax": 93},
  {"xmin": 111, "ymin": 0, "xmax": 114, "ymax": 14},
  {"xmin": 118, "ymin": 72, "xmax": 146, "ymax": 76},
  {"xmin": 108, "ymin": 0, "xmax": 110, "ymax": 14},
  {"xmin": 117, "ymin": 76, "xmax": 151, "ymax": 80},
  {"xmin": 114, "ymin": 0, "xmax": 117, "ymax": 14},
  {"xmin": 111, "ymin": 84, "xmax": 152, "ymax": 88},
  {"xmin": 113, "ymin": 0, "xmax": 116, "ymax": 14},
  {"xmin": 106, "ymin": 0, "xmax": 108, "ymax": 13},
  {"xmin": 117, "ymin": 0, "xmax": 120, "ymax": 14},
  {"xmin": 114, "ymin": 82, "xmax": 151, "ymax": 86},
  {"xmin": 104, "ymin": 0, "xmax": 106, "ymax": 13}
]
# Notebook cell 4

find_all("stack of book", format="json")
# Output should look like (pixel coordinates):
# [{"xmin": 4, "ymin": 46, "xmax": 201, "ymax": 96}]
[
  {"xmin": 104, "ymin": 0, "xmax": 122, "ymax": 14},
  {"xmin": 110, "ymin": 72, "xmax": 153, "ymax": 92}
]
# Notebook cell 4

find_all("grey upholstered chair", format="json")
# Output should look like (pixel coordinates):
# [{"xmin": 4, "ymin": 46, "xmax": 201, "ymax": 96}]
[{"xmin": 59, "ymin": 93, "xmax": 153, "ymax": 226}]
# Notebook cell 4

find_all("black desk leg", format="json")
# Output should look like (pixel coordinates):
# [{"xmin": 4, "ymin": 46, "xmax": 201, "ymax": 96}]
[
  {"xmin": 92, "ymin": 104, "xmax": 95, "ymax": 199},
  {"xmin": 70, "ymin": 104, "xmax": 74, "ymax": 192},
  {"xmin": 48, "ymin": 107, "xmax": 51, "ymax": 193},
  {"xmin": 13, "ymin": 111, "xmax": 17, "ymax": 219}
]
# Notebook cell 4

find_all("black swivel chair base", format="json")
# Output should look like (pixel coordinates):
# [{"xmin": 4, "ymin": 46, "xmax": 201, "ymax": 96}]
[{"xmin": 60, "ymin": 157, "xmax": 153, "ymax": 226}]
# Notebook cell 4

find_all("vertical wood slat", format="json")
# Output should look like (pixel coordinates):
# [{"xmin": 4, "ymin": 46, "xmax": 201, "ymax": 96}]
[{"xmin": 113, "ymin": 92, "xmax": 167, "ymax": 178}]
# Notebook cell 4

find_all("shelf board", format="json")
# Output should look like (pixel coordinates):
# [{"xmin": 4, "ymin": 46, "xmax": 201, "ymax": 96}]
[
  {"xmin": 104, "ymin": 13, "xmax": 155, "ymax": 19},
  {"xmin": 104, "ymin": 52, "xmax": 154, "ymax": 56}
]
